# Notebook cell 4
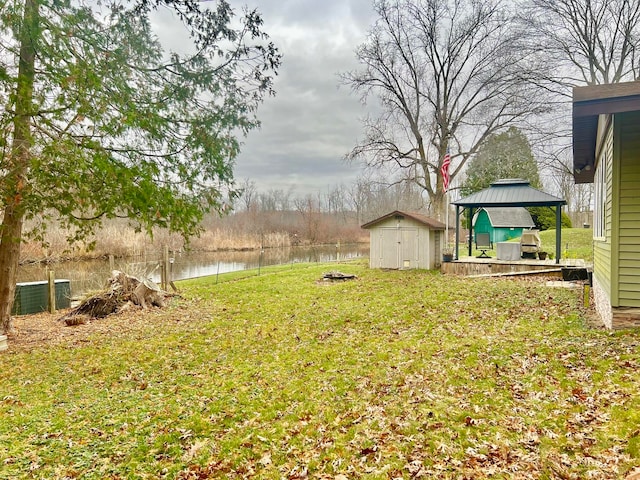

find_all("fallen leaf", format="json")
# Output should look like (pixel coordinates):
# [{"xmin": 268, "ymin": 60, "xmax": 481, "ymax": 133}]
[{"xmin": 259, "ymin": 453, "xmax": 272, "ymax": 466}]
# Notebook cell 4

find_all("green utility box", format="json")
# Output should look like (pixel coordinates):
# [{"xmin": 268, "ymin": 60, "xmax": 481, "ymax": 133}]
[{"xmin": 12, "ymin": 280, "xmax": 71, "ymax": 315}]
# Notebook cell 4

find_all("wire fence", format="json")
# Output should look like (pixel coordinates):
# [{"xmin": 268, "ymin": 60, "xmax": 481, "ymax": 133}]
[{"xmin": 17, "ymin": 244, "xmax": 370, "ymax": 311}]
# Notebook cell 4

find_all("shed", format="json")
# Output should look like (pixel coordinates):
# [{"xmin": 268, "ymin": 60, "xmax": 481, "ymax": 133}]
[
  {"xmin": 361, "ymin": 211, "xmax": 445, "ymax": 270},
  {"xmin": 573, "ymin": 81, "xmax": 640, "ymax": 329},
  {"xmin": 473, "ymin": 207, "xmax": 535, "ymax": 243},
  {"xmin": 452, "ymin": 179, "xmax": 566, "ymax": 263}
]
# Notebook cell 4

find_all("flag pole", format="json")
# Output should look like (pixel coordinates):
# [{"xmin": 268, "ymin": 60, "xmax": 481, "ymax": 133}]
[{"xmin": 445, "ymin": 188, "xmax": 449, "ymax": 249}]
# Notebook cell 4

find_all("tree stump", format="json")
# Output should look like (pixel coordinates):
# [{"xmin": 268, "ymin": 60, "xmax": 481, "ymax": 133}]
[
  {"xmin": 132, "ymin": 277, "xmax": 165, "ymax": 308},
  {"xmin": 59, "ymin": 271, "xmax": 167, "ymax": 325}
]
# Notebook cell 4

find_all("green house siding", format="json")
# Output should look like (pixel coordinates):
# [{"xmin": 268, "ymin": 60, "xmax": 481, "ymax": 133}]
[
  {"xmin": 573, "ymin": 82, "xmax": 640, "ymax": 327},
  {"xmin": 617, "ymin": 111, "xmax": 640, "ymax": 307},
  {"xmin": 593, "ymin": 122, "xmax": 613, "ymax": 303}
]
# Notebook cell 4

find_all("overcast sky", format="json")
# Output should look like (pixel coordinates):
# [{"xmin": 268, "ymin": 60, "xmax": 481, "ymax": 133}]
[{"xmin": 225, "ymin": 0, "xmax": 378, "ymax": 196}]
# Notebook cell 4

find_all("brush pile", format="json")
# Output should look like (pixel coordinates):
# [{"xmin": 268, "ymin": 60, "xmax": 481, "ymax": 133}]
[{"xmin": 60, "ymin": 270, "xmax": 167, "ymax": 326}]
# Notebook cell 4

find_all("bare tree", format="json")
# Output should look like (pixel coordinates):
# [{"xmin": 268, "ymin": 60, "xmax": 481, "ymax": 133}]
[
  {"xmin": 325, "ymin": 184, "xmax": 353, "ymax": 222},
  {"xmin": 237, "ymin": 178, "xmax": 258, "ymax": 212},
  {"xmin": 258, "ymin": 192, "xmax": 276, "ymax": 212},
  {"xmin": 343, "ymin": 0, "xmax": 550, "ymax": 218},
  {"xmin": 294, "ymin": 195, "xmax": 323, "ymax": 244},
  {"xmin": 524, "ymin": 0, "xmax": 640, "ymax": 88},
  {"xmin": 347, "ymin": 176, "xmax": 374, "ymax": 225},
  {"xmin": 258, "ymin": 188, "xmax": 294, "ymax": 212},
  {"xmin": 545, "ymin": 150, "xmax": 593, "ymax": 225},
  {"xmin": 274, "ymin": 188, "xmax": 295, "ymax": 212},
  {"xmin": 347, "ymin": 172, "xmax": 427, "ymax": 223},
  {"xmin": 520, "ymin": 0, "xmax": 640, "ymax": 210}
]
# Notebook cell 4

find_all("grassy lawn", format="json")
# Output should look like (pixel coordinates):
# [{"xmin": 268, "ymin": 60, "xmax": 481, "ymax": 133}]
[
  {"xmin": 1, "ymin": 260, "xmax": 639, "ymax": 479},
  {"xmin": 540, "ymin": 227, "xmax": 594, "ymax": 262}
]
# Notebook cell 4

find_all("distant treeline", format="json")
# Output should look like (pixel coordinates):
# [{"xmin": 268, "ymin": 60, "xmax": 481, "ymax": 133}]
[{"xmin": 20, "ymin": 178, "xmax": 438, "ymax": 263}]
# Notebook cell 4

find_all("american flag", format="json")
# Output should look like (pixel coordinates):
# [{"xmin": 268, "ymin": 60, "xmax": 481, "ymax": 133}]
[{"xmin": 440, "ymin": 148, "xmax": 451, "ymax": 193}]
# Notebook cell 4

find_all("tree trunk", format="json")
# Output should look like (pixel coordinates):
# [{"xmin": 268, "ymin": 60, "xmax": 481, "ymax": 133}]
[
  {"xmin": 0, "ymin": 0, "xmax": 38, "ymax": 335},
  {"xmin": 432, "ymin": 192, "xmax": 445, "ymax": 222},
  {"xmin": 0, "ymin": 208, "xmax": 24, "ymax": 335}
]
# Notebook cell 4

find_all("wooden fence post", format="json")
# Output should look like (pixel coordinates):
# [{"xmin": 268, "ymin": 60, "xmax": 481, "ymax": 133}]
[
  {"xmin": 48, "ymin": 270, "xmax": 56, "ymax": 314},
  {"xmin": 162, "ymin": 245, "xmax": 170, "ymax": 291}
]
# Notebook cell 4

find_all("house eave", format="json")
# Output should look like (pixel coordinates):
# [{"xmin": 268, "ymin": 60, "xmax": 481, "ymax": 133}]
[{"xmin": 573, "ymin": 82, "xmax": 640, "ymax": 184}]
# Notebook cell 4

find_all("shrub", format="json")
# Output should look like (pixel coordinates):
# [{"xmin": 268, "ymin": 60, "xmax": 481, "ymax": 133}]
[{"xmin": 528, "ymin": 207, "xmax": 572, "ymax": 231}]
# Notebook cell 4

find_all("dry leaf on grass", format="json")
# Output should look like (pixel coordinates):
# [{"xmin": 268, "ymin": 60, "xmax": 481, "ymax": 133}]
[{"xmin": 6, "ymin": 304, "xmax": 171, "ymax": 352}]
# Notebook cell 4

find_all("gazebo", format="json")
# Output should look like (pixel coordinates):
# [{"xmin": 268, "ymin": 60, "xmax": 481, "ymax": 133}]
[{"xmin": 452, "ymin": 179, "xmax": 567, "ymax": 264}]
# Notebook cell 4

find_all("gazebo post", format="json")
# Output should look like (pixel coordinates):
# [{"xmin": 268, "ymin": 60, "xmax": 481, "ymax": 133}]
[
  {"xmin": 468, "ymin": 207, "xmax": 474, "ymax": 257},
  {"xmin": 555, "ymin": 205, "xmax": 562, "ymax": 264},
  {"xmin": 455, "ymin": 206, "xmax": 460, "ymax": 260}
]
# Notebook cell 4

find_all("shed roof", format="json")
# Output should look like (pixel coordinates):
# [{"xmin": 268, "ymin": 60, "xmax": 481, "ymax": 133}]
[
  {"xmin": 361, "ymin": 210, "xmax": 445, "ymax": 230},
  {"xmin": 573, "ymin": 81, "xmax": 640, "ymax": 184},
  {"xmin": 475, "ymin": 207, "xmax": 535, "ymax": 228},
  {"xmin": 453, "ymin": 179, "xmax": 566, "ymax": 208}
]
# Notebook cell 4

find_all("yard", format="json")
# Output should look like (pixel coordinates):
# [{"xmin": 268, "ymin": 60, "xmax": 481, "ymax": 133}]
[{"xmin": 1, "ymin": 260, "xmax": 639, "ymax": 479}]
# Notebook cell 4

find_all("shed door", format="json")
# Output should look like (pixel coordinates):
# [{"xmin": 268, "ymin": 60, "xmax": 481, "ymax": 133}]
[
  {"xmin": 378, "ymin": 227, "xmax": 418, "ymax": 269},
  {"xmin": 379, "ymin": 229, "xmax": 399, "ymax": 268},
  {"xmin": 400, "ymin": 228, "xmax": 417, "ymax": 268}
]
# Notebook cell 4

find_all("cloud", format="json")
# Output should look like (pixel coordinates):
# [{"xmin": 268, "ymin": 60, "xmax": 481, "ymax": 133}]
[
  {"xmin": 152, "ymin": 0, "xmax": 378, "ymax": 196},
  {"xmin": 230, "ymin": 0, "xmax": 378, "ymax": 195}
]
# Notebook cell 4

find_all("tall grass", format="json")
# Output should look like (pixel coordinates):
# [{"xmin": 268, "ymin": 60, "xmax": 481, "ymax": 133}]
[
  {"xmin": 188, "ymin": 230, "xmax": 291, "ymax": 252},
  {"xmin": 19, "ymin": 223, "xmax": 295, "ymax": 263},
  {"xmin": 18, "ymin": 210, "xmax": 369, "ymax": 264}
]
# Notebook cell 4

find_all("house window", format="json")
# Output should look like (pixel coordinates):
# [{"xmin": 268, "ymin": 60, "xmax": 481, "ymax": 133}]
[{"xmin": 593, "ymin": 138, "xmax": 609, "ymax": 240}]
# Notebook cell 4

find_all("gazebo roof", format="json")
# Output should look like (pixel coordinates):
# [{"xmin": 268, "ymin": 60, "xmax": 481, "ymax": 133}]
[{"xmin": 453, "ymin": 179, "xmax": 566, "ymax": 208}]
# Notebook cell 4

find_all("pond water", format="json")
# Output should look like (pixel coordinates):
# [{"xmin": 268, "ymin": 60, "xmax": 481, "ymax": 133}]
[{"xmin": 17, "ymin": 244, "xmax": 369, "ymax": 298}]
